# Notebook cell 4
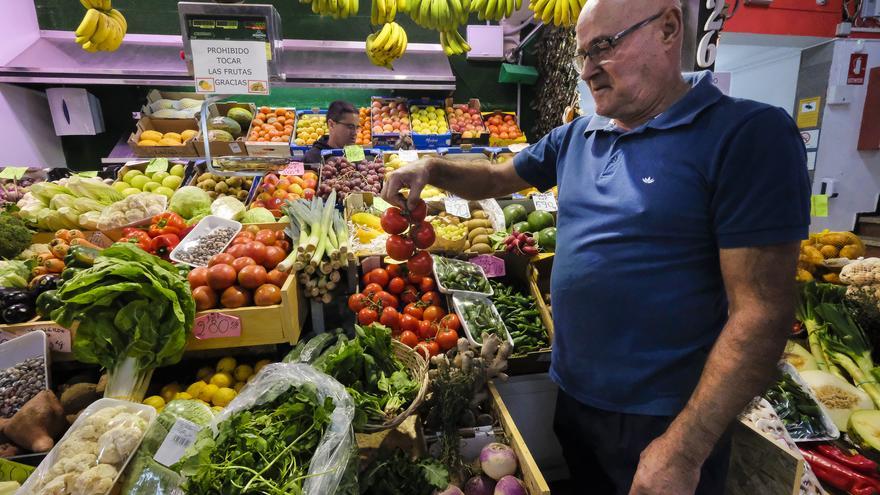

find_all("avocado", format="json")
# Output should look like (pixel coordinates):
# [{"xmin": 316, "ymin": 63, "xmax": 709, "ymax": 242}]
[
  {"xmin": 503, "ymin": 203, "xmax": 528, "ymax": 227},
  {"xmin": 227, "ymin": 107, "xmax": 254, "ymax": 129},
  {"xmin": 537, "ymin": 227, "xmax": 556, "ymax": 251},
  {"xmin": 527, "ymin": 210, "xmax": 555, "ymax": 232}
]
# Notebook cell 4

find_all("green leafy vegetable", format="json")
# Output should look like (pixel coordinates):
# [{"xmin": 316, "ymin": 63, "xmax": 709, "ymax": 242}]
[
  {"xmin": 0, "ymin": 213, "xmax": 31, "ymax": 260},
  {"xmin": 168, "ymin": 186, "xmax": 212, "ymax": 220},
  {"xmin": 360, "ymin": 450, "xmax": 449, "ymax": 495},
  {"xmin": 0, "ymin": 260, "xmax": 32, "ymax": 288}
]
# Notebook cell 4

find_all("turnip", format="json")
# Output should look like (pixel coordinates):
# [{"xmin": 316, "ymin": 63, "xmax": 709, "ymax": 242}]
[
  {"xmin": 464, "ymin": 474, "xmax": 496, "ymax": 495},
  {"xmin": 436, "ymin": 485, "xmax": 465, "ymax": 495},
  {"xmin": 493, "ymin": 476, "xmax": 527, "ymax": 495},
  {"xmin": 479, "ymin": 443, "xmax": 518, "ymax": 480}
]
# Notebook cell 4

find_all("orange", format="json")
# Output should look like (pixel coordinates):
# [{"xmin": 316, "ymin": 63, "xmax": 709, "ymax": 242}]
[
  {"xmin": 276, "ymin": 116, "xmax": 286, "ymax": 124},
  {"xmin": 273, "ymin": 122, "xmax": 283, "ymax": 131},
  {"xmin": 275, "ymin": 108, "xmax": 286, "ymax": 117}
]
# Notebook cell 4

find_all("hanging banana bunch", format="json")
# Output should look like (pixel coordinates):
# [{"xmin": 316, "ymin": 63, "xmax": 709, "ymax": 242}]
[
  {"xmin": 470, "ymin": 0, "xmax": 519, "ymax": 21},
  {"xmin": 409, "ymin": 0, "xmax": 471, "ymax": 31},
  {"xmin": 300, "ymin": 0, "xmax": 359, "ymax": 19},
  {"xmin": 528, "ymin": 0, "xmax": 585, "ymax": 27},
  {"xmin": 372, "ymin": 0, "xmax": 405, "ymax": 24},
  {"xmin": 75, "ymin": 0, "xmax": 127, "ymax": 53},
  {"xmin": 365, "ymin": 22, "xmax": 408, "ymax": 69},
  {"xmin": 440, "ymin": 30, "xmax": 471, "ymax": 56}
]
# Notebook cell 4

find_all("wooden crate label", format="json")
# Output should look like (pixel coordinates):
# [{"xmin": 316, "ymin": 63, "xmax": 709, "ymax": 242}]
[{"xmin": 194, "ymin": 313, "xmax": 242, "ymax": 339}]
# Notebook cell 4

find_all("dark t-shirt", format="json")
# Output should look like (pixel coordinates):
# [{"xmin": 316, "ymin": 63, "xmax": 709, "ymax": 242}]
[{"xmin": 304, "ymin": 135, "xmax": 332, "ymax": 164}]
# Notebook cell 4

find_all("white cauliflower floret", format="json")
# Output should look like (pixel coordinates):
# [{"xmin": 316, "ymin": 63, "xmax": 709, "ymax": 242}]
[
  {"xmin": 47, "ymin": 452, "xmax": 97, "ymax": 478},
  {"xmin": 58, "ymin": 437, "xmax": 98, "ymax": 458},
  {"xmin": 96, "ymin": 425, "xmax": 143, "ymax": 464},
  {"xmin": 83, "ymin": 407, "xmax": 126, "ymax": 434},
  {"xmin": 105, "ymin": 411, "xmax": 147, "ymax": 432},
  {"xmin": 37, "ymin": 472, "xmax": 77, "ymax": 495},
  {"xmin": 71, "ymin": 464, "xmax": 117, "ymax": 495},
  {"xmin": 68, "ymin": 424, "xmax": 102, "ymax": 444}
]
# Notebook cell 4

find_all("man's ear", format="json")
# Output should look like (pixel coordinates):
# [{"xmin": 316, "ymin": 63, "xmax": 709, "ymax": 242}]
[{"xmin": 659, "ymin": 8, "xmax": 683, "ymax": 46}]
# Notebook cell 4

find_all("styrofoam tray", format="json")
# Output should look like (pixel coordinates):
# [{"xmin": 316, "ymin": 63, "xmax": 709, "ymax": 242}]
[
  {"xmin": 432, "ymin": 255, "xmax": 493, "ymax": 297},
  {"xmin": 453, "ymin": 292, "xmax": 513, "ymax": 349},
  {"xmin": 18, "ymin": 398, "xmax": 157, "ymax": 495},
  {"xmin": 170, "ymin": 215, "xmax": 242, "ymax": 267}
]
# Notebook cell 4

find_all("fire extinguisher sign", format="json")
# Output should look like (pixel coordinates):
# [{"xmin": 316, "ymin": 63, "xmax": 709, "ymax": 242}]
[{"xmin": 848, "ymin": 53, "xmax": 869, "ymax": 85}]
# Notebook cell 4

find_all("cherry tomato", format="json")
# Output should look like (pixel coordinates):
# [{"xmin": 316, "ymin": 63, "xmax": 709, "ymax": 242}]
[
  {"xmin": 386, "ymin": 235, "xmax": 415, "ymax": 261},
  {"xmin": 399, "ymin": 330, "xmax": 419, "ymax": 348},
  {"xmin": 363, "ymin": 283, "xmax": 384, "ymax": 298},
  {"xmin": 267, "ymin": 269, "xmax": 288, "ymax": 287},
  {"xmin": 358, "ymin": 307, "xmax": 379, "ymax": 325},
  {"xmin": 420, "ymin": 291, "xmax": 442, "ymax": 307},
  {"xmin": 400, "ymin": 314, "xmax": 420, "ymax": 334},
  {"xmin": 367, "ymin": 268, "xmax": 390, "ymax": 288},
  {"xmin": 374, "ymin": 291, "xmax": 397, "ymax": 310},
  {"xmin": 255, "ymin": 229, "xmax": 277, "ymax": 246},
  {"xmin": 410, "ymin": 221, "xmax": 436, "ymax": 249},
  {"xmin": 407, "ymin": 272, "xmax": 424, "ymax": 284},
  {"xmin": 404, "ymin": 303, "xmax": 424, "ymax": 320},
  {"xmin": 423, "ymin": 305, "xmax": 445, "ymax": 322},
  {"xmin": 386, "ymin": 263, "xmax": 403, "ymax": 278},
  {"xmin": 188, "ymin": 267, "xmax": 209, "ymax": 289},
  {"xmin": 436, "ymin": 328, "xmax": 459, "ymax": 351},
  {"xmin": 407, "ymin": 251, "xmax": 433, "ymax": 277},
  {"xmin": 792, "ymin": 322, "xmax": 803, "ymax": 334},
  {"xmin": 238, "ymin": 264, "xmax": 268, "ymax": 290},
  {"xmin": 380, "ymin": 307, "xmax": 401, "ymax": 332},
  {"xmin": 419, "ymin": 277, "xmax": 435, "ymax": 293},
  {"xmin": 209, "ymin": 253, "xmax": 235, "ymax": 267},
  {"xmin": 407, "ymin": 199, "xmax": 427, "ymax": 223},
  {"xmin": 192, "ymin": 285, "xmax": 218, "ymax": 311},
  {"xmin": 207, "ymin": 264, "xmax": 237, "ymax": 291},
  {"xmin": 254, "ymin": 284, "xmax": 282, "ymax": 306},
  {"xmin": 262, "ymin": 246, "xmax": 287, "ymax": 270},
  {"xmin": 226, "ymin": 243, "xmax": 248, "ymax": 259},
  {"xmin": 243, "ymin": 241, "xmax": 267, "ymax": 265},
  {"xmin": 349, "ymin": 293, "xmax": 369, "ymax": 312},
  {"xmin": 418, "ymin": 320, "xmax": 437, "ymax": 340},
  {"xmin": 440, "ymin": 313, "xmax": 461, "ymax": 332},
  {"xmin": 220, "ymin": 285, "xmax": 251, "ymax": 309},
  {"xmin": 275, "ymin": 240, "xmax": 291, "ymax": 252},
  {"xmin": 387, "ymin": 277, "xmax": 406, "ymax": 295},
  {"xmin": 231, "ymin": 256, "xmax": 256, "ymax": 273},
  {"xmin": 400, "ymin": 285, "xmax": 419, "ymax": 304},
  {"xmin": 381, "ymin": 207, "xmax": 409, "ymax": 235}
]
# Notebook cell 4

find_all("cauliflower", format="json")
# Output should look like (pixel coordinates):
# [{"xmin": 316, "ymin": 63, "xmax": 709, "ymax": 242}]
[
  {"xmin": 68, "ymin": 425, "xmax": 102, "ymax": 445},
  {"xmin": 47, "ymin": 452, "xmax": 97, "ymax": 479},
  {"xmin": 97, "ymin": 425, "xmax": 143, "ymax": 464},
  {"xmin": 37, "ymin": 472, "xmax": 77, "ymax": 495},
  {"xmin": 84, "ymin": 407, "xmax": 126, "ymax": 432},
  {"xmin": 71, "ymin": 464, "xmax": 117, "ymax": 495},
  {"xmin": 105, "ymin": 411, "xmax": 147, "ymax": 432}
]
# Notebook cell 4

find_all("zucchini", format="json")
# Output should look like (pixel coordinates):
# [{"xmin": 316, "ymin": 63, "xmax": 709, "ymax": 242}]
[
  {"xmin": 282, "ymin": 340, "xmax": 307, "ymax": 363},
  {"xmin": 64, "ymin": 245, "xmax": 100, "ymax": 269},
  {"xmin": 296, "ymin": 332, "xmax": 337, "ymax": 364},
  {"xmin": 848, "ymin": 410, "xmax": 880, "ymax": 451}
]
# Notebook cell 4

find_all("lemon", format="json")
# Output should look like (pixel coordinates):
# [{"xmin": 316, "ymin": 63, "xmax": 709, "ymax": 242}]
[
  {"xmin": 160, "ymin": 383, "xmax": 182, "ymax": 403},
  {"xmin": 186, "ymin": 380, "xmax": 208, "ymax": 398},
  {"xmin": 212, "ymin": 406, "xmax": 224, "ymax": 414},
  {"xmin": 233, "ymin": 364, "xmax": 254, "ymax": 382},
  {"xmin": 196, "ymin": 366, "xmax": 214, "ymax": 381},
  {"xmin": 212, "ymin": 387, "xmax": 236, "ymax": 407},
  {"xmin": 216, "ymin": 357, "xmax": 237, "ymax": 373},
  {"xmin": 174, "ymin": 392, "xmax": 193, "ymax": 400},
  {"xmin": 210, "ymin": 372, "xmax": 233, "ymax": 388},
  {"xmin": 143, "ymin": 396, "xmax": 166, "ymax": 410},
  {"xmin": 255, "ymin": 359, "xmax": 271, "ymax": 373},
  {"xmin": 234, "ymin": 382, "xmax": 246, "ymax": 393},
  {"xmin": 198, "ymin": 384, "xmax": 219, "ymax": 403}
]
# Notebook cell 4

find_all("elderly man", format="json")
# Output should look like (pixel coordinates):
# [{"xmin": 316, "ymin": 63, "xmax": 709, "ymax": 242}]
[{"xmin": 382, "ymin": 0, "xmax": 810, "ymax": 493}]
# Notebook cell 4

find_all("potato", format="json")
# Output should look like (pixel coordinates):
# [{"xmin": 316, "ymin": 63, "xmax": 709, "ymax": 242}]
[
  {"xmin": 472, "ymin": 235, "xmax": 490, "ymax": 246},
  {"xmin": 470, "ymin": 243, "xmax": 493, "ymax": 254},
  {"xmin": 465, "ymin": 219, "xmax": 492, "ymax": 230},
  {"xmin": 472, "ymin": 210, "xmax": 488, "ymax": 219},
  {"xmin": 467, "ymin": 227, "xmax": 489, "ymax": 242},
  {"xmin": 819, "ymin": 232, "xmax": 850, "ymax": 247},
  {"xmin": 820, "ymin": 245, "xmax": 839, "ymax": 259}
]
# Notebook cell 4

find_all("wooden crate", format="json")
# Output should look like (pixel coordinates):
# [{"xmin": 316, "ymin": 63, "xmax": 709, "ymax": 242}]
[
  {"xmin": 527, "ymin": 254, "xmax": 553, "ymax": 341},
  {"xmin": 726, "ymin": 420, "xmax": 803, "ymax": 495},
  {"xmin": 489, "ymin": 382, "xmax": 551, "ymax": 495}
]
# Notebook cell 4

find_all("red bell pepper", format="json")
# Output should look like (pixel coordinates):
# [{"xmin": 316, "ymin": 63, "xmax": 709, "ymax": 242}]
[
  {"xmin": 802, "ymin": 448, "xmax": 880, "ymax": 495},
  {"xmin": 149, "ymin": 234, "xmax": 180, "ymax": 260},
  {"xmin": 149, "ymin": 212, "xmax": 186, "ymax": 238},
  {"xmin": 118, "ymin": 229, "xmax": 152, "ymax": 252}
]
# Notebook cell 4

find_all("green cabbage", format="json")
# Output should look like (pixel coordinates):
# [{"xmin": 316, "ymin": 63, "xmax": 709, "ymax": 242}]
[
  {"xmin": 0, "ymin": 260, "xmax": 32, "ymax": 288},
  {"xmin": 169, "ymin": 186, "xmax": 213, "ymax": 220},
  {"xmin": 48, "ymin": 194, "xmax": 77, "ymax": 211},
  {"xmin": 73, "ymin": 197, "xmax": 106, "ymax": 213},
  {"xmin": 242, "ymin": 207, "xmax": 275, "ymax": 224},
  {"xmin": 210, "ymin": 196, "xmax": 246, "ymax": 221}
]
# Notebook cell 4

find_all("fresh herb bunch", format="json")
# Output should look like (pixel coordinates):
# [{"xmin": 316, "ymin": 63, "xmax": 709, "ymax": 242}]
[
  {"xmin": 360, "ymin": 450, "xmax": 449, "ymax": 495},
  {"xmin": 764, "ymin": 373, "xmax": 829, "ymax": 439},
  {"xmin": 490, "ymin": 281, "xmax": 549, "ymax": 354},
  {"xmin": 423, "ymin": 358, "xmax": 476, "ymax": 476},
  {"xmin": 845, "ymin": 288, "xmax": 880, "ymax": 361},
  {"xmin": 0, "ymin": 212, "xmax": 32, "ymax": 259},
  {"xmin": 179, "ymin": 383, "xmax": 336, "ymax": 495}
]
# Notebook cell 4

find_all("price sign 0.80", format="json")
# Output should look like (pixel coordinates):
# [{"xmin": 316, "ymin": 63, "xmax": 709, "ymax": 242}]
[{"xmin": 194, "ymin": 313, "xmax": 242, "ymax": 339}]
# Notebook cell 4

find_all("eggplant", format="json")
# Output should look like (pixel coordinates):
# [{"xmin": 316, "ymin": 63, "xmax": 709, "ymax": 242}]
[
  {"xmin": 0, "ymin": 290, "xmax": 32, "ymax": 311},
  {"xmin": 28, "ymin": 274, "xmax": 60, "ymax": 294},
  {"xmin": 1, "ymin": 303, "xmax": 35, "ymax": 324}
]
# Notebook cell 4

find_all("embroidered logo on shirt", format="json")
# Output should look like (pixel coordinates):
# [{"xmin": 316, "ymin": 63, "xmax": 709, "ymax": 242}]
[{"xmin": 642, "ymin": 177, "xmax": 655, "ymax": 184}]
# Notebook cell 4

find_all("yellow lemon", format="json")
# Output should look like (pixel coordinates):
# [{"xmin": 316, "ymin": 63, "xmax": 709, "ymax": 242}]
[
  {"xmin": 198, "ymin": 383, "xmax": 219, "ymax": 403},
  {"xmin": 174, "ymin": 392, "xmax": 193, "ymax": 400},
  {"xmin": 210, "ymin": 372, "xmax": 233, "ymax": 388},
  {"xmin": 186, "ymin": 380, "xmax": 208, "ymax": 398},
  {"xmin": 196, "ymin": 366, "xmax": 214, "ymax": 381},
  {"xmin": 212, "ymin": 387, "xmax": 236, "ymax": 407},
  {"xmin": 255, "ymin": 359, "xmax": 271, "ymax": 373},
  {"xmin": 143, "ymin": 396, "xmax": 165, "ymax": 410},
  {"xmin": 234, "ymin": 382, "xmax": 246, "ymax": 393},
  {"xmin": 160, "ymin": 383, "xmax": 181, "ymax": 403},
  {"xmin": 233, "ymin": 364, "xmax": 254, "ymax": 382},
  {"xmin": 216, "ymin": 357, "xmax": 237, "ymax": 373}
]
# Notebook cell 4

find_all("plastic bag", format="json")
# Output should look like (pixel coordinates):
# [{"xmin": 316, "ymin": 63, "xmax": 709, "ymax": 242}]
[
  {"xmin": 96, "ymin": 193, "xmax": 167, "ymax": 230},
  {"xmin": 187, "ymin": 363, "xmax": 355, "ymax": 495}
]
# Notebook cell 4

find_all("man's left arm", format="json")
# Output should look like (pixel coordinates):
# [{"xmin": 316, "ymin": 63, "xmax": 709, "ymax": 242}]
[{"xmin": 630, "ymin": 241, "xmax": 799, "ymax": 494}]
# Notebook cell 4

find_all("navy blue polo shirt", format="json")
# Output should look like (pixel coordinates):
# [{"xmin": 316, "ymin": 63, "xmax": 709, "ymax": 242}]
[{"xmin": 514, "ymin": 71, "xmax": 811, "ymax": 416}]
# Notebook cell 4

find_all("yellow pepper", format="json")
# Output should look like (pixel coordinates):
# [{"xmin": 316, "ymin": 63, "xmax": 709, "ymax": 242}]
[
  {"xmin": 356, "ymin": 227, "xmax": 382, "ymax": 244},
  {"xmin": 352, "ymin": 212, "xmax": 383, "ymax": 231}
]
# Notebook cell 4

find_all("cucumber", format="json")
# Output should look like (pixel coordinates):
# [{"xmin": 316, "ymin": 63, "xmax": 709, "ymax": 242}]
[
  {"xmin": 848, "ymin": 410, "xmax": 880, "ymax": 451},
  {"xmin": 296, "ymin": 332, "xmax": 337, "ymax": 364},
  {"xmin": 282, "ymin": 340, "xmax": 307, "ymax": 363}
]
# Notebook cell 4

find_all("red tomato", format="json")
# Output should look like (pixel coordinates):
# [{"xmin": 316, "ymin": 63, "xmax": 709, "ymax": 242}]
[
  {"xmin": 387, "ymin": 277, "xmax": 406, "ymax": 295},
  {"xmin": 237, "ymin": 231, "xmax": 255, "ymax": 241},
  {"xmin": 238, "ymin": 265, "xmax": 268, "ymax": 290},
  {"xmin": 415, "ymin": 340, "xmax": 440, "ymax": 358},
  {"xmin": 419, "ymin": 277, "xmax": 435, "ymax": 293},
  {"xmin": 192, "ymin": 286, "xmax": 217, "ymax": 311},
  {"xmin": 188, "ymin": 267, "xmax": 209, "ymax": 288},
  {"xmin": 367, "ymin": 268, "xmax": 390, "ymax": 288},
  {"xmin": 348, "ymin": 293, "xmax": 369, "ymax": 312},
  {"xmin": 262, "ymin": 246, "xmax": 286, "ymax": 270},
  {"xmin": 410, "ymin": 222, "xmax": 436, "ymax": 249},
  {"xmin": 439, "ymin": 313, "xmax": 461, "ymax": 332},
  {"xmin": 363, "ymin": 283, "xmax": 384, "ymax": 298},
  {"xmin": 420, "ymin": 291, "xmax": 442, "ymax": 307},
  {"xmin": 254, "ymin": 284, "xmax": 282, "ymax": 306},
  {"xmin": 407, "ymin": 251, "xmax": 433, "ymax": 277},
  {"xmin": 379, "ymin": 307, "xmax": 400, "ymax": 332},
  {"xmin": 275, "ymin": 230, "xmax": 286, "ymax": 240},
  {"xmin": 376, "ymin": 291, "xmax": 398, "ymax": 310},
  {"xmin": 400, "ymin": 314, "xmax": 420, "ymax": 334},
  {"xmin": 209, "ymin": 253, "xmax": 235, "ymax": 267},
  {"xmin": 380, "ymin": 207, "xmax": 409, "ymax": 235},
  {"xmin": 407, "ymin": 272, "xmax": 423, "ymax": 284},
  {"xmin": 386, "ymin": 263, "xmax": 403, "ymax": 278},
  {"xmin": 243, "ymin": 241, "xmax": 267, "ymax": 265},
  {"xmin": 418, "ymin": 320, "xmax": 437, "ymax": 340},
  {"xmin": 386, "ymin": 235, "xmax": 415, "ymax": 261},
  {"xmin": 207, "ymin": 264, "xmax": 237, "ymax": 291},
  {"xmin": 220, "ymin": 285, "xmax": 251, "ymax": 309},
  {"xmin": 358, "ymin": 307, "xmax": 379, "ymax": 325},
  {"xmin": 407, "ymin": 199, "xmax": 427, "ymax": 223},
  {"xmin": 423, "ymin": 305, "xmax": 445, "ymax": 322},
  {"xmin": 267, "ymin": 269, "xmax": 288, "ymax": 287},
  {"xmin": 400, "ymin": 285, "xmax": 419, "ymax": 304},
  {"xmin": 399, "ymin": 330, "xmax": 419, "ymax": 348},
  {"xmin": 226, "ymin": 243, "xmax": 248, "ymax": 259},
  {"xmin": 403, "ymin": 303, "xmax": 424, "ymax": 320},
  {"xmin": 255, "ymin": 229, "xmax": 277, "ymax": 246},
  {"xmin": 231, "ymin": 257, "xmax": 256, "ymax": 273},
  {"xmin": 275, "ymin": 240, "xmax": 291, "ymax": 252},
  {"xmin": 436, "ymin": 328, "xmax": 459, "ymax": 350}
]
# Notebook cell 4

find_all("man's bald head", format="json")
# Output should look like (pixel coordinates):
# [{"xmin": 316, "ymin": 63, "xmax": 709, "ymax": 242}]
[{"xmin": 573, "ymin": 0, "xmax": 688, "ymax": 127}]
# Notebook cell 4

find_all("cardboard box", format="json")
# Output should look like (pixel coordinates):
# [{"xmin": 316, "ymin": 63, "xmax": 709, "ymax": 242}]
[
  {"xmin": 191, "ymin": 102, "xmax": 256, "ymax": 157},
  {"xmin": 483, "ymin": 111, "xmax": 528, "ymax": 147},
  {"xmin": 246, "ymin": 107, "xmax": 296, "ymax": 158},
  {"xmin": 370, "ymin": 97, "xmax": 410, "ymax": 149},
  {"xmin": 141, "ymin": 89, "xmax": 205, "ymax": 120},
  {"xmin": 127, "ymin": 117, "xmax": 199, "ymax": 158},
  {"xmin": 408, "ymin": 98, "xmax": 451, "ymax": 149},
  {"xmin": 445, "ymin": 98, "xmax": 490, "ymax": 146}
]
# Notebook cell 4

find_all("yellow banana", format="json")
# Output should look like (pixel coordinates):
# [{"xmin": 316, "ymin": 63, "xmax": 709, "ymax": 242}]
[
  {"xmin": 540, "ymin": 0, "xmax": 554, "ymax": 23},
  {"xmin": 398, "ymin": 0, "xmax": 408, "ymax": 13},
  {"xmin": 485, "ymin": 0, "xmax": 498, "ymax": 19},
  {"xmin": 396, "ymin": 24, "xmax": 407, "ymax": 57},
  {"xmin": 371, "ymin": 0, "xmax": 379, "ymax": 23},
  {"xmin": 377, "ymin": 0, "xmax": 387, "ymax": 21},
  {"xmin": 374, "ymin": 22, "xmax": 393, "ymax": 48},
  {"xmin": 89, "ymin": 13, "xmax": 110, "ymax": 44},
  {"xmin": 100, "ymin": 0, "xmax": 110, "ymax": 11},
  {"xmin": 383, "ymin": 23, "xmax": 401, "ymax": 53},
  {"xmin": 82, "ymin": 41, "xmax": 98, "ymax": 52},
  {"xmin": 109, "ymin": 9, "xmax": 127, "ymax": 32},
  {"xmin": 79, "ymin": 0, "xmax": 92, "ymax": 10},
  {"xmin": 387, "ymin": 0, "xmax": 397, "ymax": 22},
  {"xmin": 75, "ymin": 9, "xmax": 100, "ymax": 38},
  {"xmin": 566, "ymin": 0, "xmax": 579, "ymax": 22},
  {"xmin": 419, "ymin": 0, "xmax": 432, "ymax": 25}
]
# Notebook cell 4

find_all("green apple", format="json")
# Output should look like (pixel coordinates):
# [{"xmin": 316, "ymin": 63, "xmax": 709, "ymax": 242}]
[
  {"xmin": 150, "ymin": 171, "xmax": 170, "ymax": 183},
  {"xmin": 161, "ymin": 175, "xmax": 183, "ymax": 190},
  {"xmin": 169, "ymin": 164, "xmax": 186, "ymax": 178},
  {"xmin": 111, "ymin": 181, "xmax": 129, "ymax": 193},
  {"xmin": 122, "ymin": 187, "xmax": 142, "ymax": 197},
  {"xmin": 122, "ymin": 170, "xmax": 143, "ymax": 184},
  {"xmin": 143, "ymin": 181, "xmax": 162, "ymax": 192},
  {"xmin": 130, "ymin": 175, "xmax": 151, "ymax": 190},
  {"xmin": 154, "ymin": 186, "xmax": 175, "ymax": 199}
]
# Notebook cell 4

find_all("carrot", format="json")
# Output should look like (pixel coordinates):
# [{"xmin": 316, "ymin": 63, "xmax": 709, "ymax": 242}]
[
  {"xmin": 68, "ymin": 229, "xmax": 85, "ymax": 240},
  {"xmin": 44, "ymin": 258, "xmax": 65, "ymax": 273},
  {"xmin": 49, "ymin": 240, "xmax": 69, "ymax": 260},
  {"xmin": 31, "ymin": 266, "xmax": 49, "ymax": 277},
  {"xmin": 70, "ymin": 237, "xmax": 101, "ymax": 250},
  {"xmin": 55, "ymin": 229, "xmax": 71, "ymax": 243},
  {"xmin": 37, "ymin": 252, "xmax": 56, "ymax": 263}
]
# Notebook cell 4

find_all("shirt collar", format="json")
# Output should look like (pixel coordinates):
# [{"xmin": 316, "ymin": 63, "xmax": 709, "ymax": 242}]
[{"xmin": 583, "ymin": 71, "xmax": 723, "ymax": 136}]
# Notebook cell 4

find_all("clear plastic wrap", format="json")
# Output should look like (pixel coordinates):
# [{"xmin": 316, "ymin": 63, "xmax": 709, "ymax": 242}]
[{"xmin": 95, "ymin": 192, "xmax": 168, "ymax": 230}]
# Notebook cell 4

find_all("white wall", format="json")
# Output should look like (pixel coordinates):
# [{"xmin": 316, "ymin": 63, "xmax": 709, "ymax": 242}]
[
  {"xmin": 0, "ymin": 84, "xmax": 66, "ymax": 168},
  {"xmin": 0, "ymin": 1, "xmax": 39, "ymax": 66},
  {"xmin": 715, "ymin": 44, "xmax": 803, "ymax": 115}
]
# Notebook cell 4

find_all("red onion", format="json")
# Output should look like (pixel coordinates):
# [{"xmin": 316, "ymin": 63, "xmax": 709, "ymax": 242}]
[
  {"xmin": 464, "ymin": 474, "xmax": 496, "ymax": 495},
  {"xmin": 493, "ymin": 476, "xmax": 526, "ymax": 495},
  {"xmin": 479, "ymin": 443, "xmax": 518, "ymax": 480}
]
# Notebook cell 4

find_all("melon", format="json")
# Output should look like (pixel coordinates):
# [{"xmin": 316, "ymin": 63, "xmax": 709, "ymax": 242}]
[
  {"xmin": 140, "ymin": 130, "xmax": 164, "ymax": 142},
  {"xmin": 163, "ymin": 132, "xmax": 182, "ymax": 142},
  {"xmin": 175, "ymin": 98, "xmax": 203, "ymax": 110},
  {"xmin": 159, "ymin": 138, "xmax": 183, "ymax": 146},
  {"xmin": 208, "ymin": 130, "xmax": 234, "ymax": 142},
  {"xmin": 138, "ymin": 140, "xmax": 159, "ymax": 146},
  {"xmin": 783, "ymin": 341, "xmax": 818, "ymax": 372},
  {"xmin": 801, "ymin": 370, "xmax": 873, "ymax": 432},
  {"xmin": 152, "ymin": 109, "xmax": 179, "ymax": 119},
  {"xmin": 227, "ymin": 107, "xmax": 254, "ymax": 129},
  {"xmin": 849, "ymin": 410, "xmax": 880, "ymax": 451},
  {"xmin": 208, "ymin": 116, "xmax": 242, "ymax": 138},
  {"xmin": 180, "ymin": 129, "xmax": 199, "ymax": 142}
]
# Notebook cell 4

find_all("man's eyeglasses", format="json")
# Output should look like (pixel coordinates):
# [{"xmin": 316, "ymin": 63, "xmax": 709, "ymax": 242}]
[
  {"xmin": 572, "ymin": 10, "xmax": 665, "ymax": 73},
  {"xmin": 330, "ymin": 120, "xmax": 359, "ymax": 131}
]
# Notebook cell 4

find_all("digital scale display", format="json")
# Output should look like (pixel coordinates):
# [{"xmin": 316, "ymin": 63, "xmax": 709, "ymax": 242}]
[{"xmin": 186, "ymin": 14, "xmax": 268, "ymax": 41}]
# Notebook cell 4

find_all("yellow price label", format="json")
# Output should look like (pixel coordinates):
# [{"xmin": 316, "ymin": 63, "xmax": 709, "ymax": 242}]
[
  {"xmin": 344, "ymin": 145, "xmax": 366, "ymax": 163},
  {"xmin": 0, "ymin": 167, "xmax": 27, "ymax": 180}
]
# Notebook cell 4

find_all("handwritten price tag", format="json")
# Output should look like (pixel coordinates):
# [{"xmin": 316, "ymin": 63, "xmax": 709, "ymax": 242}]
[
  {"xmin": 280, "ymin": 161, "xmax": 305, "ymax": 176},
  {"xmin": 532, "ymin": 192, "xmax": 558, "ymax": 212},
  {"xmin": 0, "ymin": 167, "xmax": 27, "ymax": 180},
  {"xmin": 470, "ymin": 255, "xmax": 506, "ymax": 278},
  {"xmin": 444, "ymin": 196, "xmax": 471, "ymax": 219},
  {"xmin": 145, "ymin": 158, "xmax": 169, "ymax": 174},
  {"xmin": 36, "ymin": 326, "xmax": 72, "ymax": 352},
  {"xmin": 194, "ymin": 312, "xmax": 241, "ymax": 340},
  {"xmin": 398, "ymin": 150, "xmax": 419, "ymax": 162},
  {"xmin": 344, "ymin": 145, "xmax": 366, "ymax": 162}
]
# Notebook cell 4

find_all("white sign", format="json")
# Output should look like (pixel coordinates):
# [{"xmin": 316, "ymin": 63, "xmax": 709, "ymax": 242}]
[
  {"xmin": 532, "ymin": 192, "xmax": 558, "ymax": 212},
  {"xmin": 399, "ymin": 150, "xmax": 419, "ymax": 162},
  {"xmin": 444, "ymin": 196, "xmax": 471, "ymax": 219},
  {"xmin": 807, "ymin": 151, "xmax": 817, "ymax": 171},
  {"xmin": 801, "ymin": 130, "xmax": 820, "ymax": 150},
  {"xmin": 154, "ymin": 418, "xmax": 204, "ymax": 467},
  {"xmin": 192, "ymin": 39, "xmax": 269, "ymax": 95}
]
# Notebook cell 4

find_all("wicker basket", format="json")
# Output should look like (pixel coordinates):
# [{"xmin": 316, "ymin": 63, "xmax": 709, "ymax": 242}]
[{"xmin": 361, "ymin": 339, "xmax": 430, "ymax": 433}]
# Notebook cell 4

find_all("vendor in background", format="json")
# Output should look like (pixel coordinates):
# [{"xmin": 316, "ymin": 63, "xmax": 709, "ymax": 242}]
[
  {"xmin": 381, "ymin": 0, "xmax": 811, "ymax": 494},
  {"xmin": 303, "ymin": 100, "xmax": 359, "ymax": 163}
]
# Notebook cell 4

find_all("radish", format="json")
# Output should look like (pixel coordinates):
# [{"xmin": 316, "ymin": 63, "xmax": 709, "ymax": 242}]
[
  {"xmin": 480, "ymin": 443, "xmax": 518, "ymax": 480},
  {"xmin": 436, "ymin": 485, "xmax": 465, "ymax": 495},
  {"xmin": 464, "ymin": 474, "xmax": 496, "ymax": 495},
  {"xmin": 493, "ymin": 476, "xmax": 527, "ymax": 495}
]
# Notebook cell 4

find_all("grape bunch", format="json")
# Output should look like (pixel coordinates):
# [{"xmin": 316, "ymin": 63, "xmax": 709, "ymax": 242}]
[{"xmin": 318, "ymin": 156, "xmax": 385, "ymax": 203}]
